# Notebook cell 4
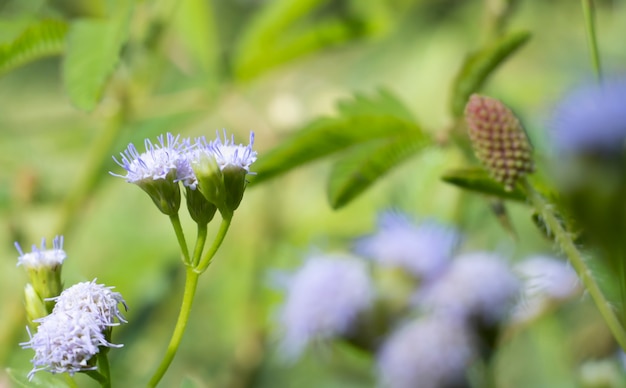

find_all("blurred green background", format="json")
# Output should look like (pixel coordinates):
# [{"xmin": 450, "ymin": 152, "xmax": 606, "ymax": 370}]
[{"xmin": 2, "ymin": 0, "xmax": 626, "ymax": 386}]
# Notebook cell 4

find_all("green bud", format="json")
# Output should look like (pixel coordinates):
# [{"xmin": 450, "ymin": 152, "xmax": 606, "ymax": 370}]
[
  {"xmin": 192, "ymin": 152, "xmax": 227, "ymax": 211},
  {"xmin": 185, "ymin": 186, "xmax": 217, "ymax": 225},
  {"xmin": 24, "ymin": 283, "xmax": 49, "ymax": 323},
  {"xmin": 222, "ymin": 165, "xmax": 248, "ymax": 215}
]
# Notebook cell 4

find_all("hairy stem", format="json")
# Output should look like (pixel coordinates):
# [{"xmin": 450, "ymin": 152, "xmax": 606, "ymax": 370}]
[{"xmin": 524, "ymin": 179, "xmax": 626, "ymax": 350}]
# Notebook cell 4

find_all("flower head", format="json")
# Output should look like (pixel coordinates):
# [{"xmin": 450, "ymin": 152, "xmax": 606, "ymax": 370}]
[
  {"xmin": 51, "ymin": 280, "xmax": 128, "ymax": 327},
  {"xmin": 550, "ymin": 79, "xmax": 626, "ymax": 154},
  {"xmin": 354, "ymin": 212, "xmax": 460, "ymax": 281},
  {"xmin": 278, "ymin": 255, "xmax": 373, "ymax": 358},
  {"xmin": 465, "ymin": 94, "xmax": 534, "ymax": 190},
  {"xmin": 15, "ymin": 236, "xmax": 66, "ymax": 269},
  {"xmin": 417, "ymin": 252, "xmax": 521, "ymax": 326},
  {"xmin": 377, "ymin": 316, "xmax": 477, "ymax": 388},
  {"xmin": 21, "ymin": 279, "xmax": 127, "ymax": 380}
]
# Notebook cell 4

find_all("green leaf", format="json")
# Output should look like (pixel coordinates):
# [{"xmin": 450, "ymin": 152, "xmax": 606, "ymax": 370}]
[
  {"xmin": 62, "ymin": 3, "xmax": 132, "ymax": 111},
  {"xmin": 450, "ymin": 30, "xmax": 531, "ymax": 117},
  {"xmin": 441, "ymin": 167, "xmax": 527, "ymax": 202},
  {"xmin": 6, "ymin": 368, "xmax": 71, "ymax": 387},
  {"xmin": 251, "ymin": 90, "xmax": 419, "ymax": 185},
  {"xmin": 0, "ymin": 19, "xmax": 68, "ymax": 76},
  {"xmin": 328, "ymin": 131, "xmax": 430, "ymax": 209},
  {"xmin": 173, "ymin": 0, "xmax": 219, "ymax": 75}
]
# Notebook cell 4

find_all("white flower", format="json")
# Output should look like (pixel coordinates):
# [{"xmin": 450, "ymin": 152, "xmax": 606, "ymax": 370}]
[
  {"xmin": 417, "ymin": 252, "xmax": 521, "ymax": 325},
  {"xmin": 21, "ymin": 280, "xmax": 127, "ymax": 380},
  {"xmin": 15, "ymin": 236, "xmax": 66, "ymax": 269},
  {"xmin": 204, "ymin": 130, "xmax": 257, "ymax": 172},
  {"xmin": 377, "ymin": 316, "xmax": 477, "ymax": 388},
  {"xmin": 354, "ymin": 212, "xmax": 460, "ymax": 281},
  {"xmin": 112, "ymin": 132, "xmax": 185, "ymax": 183},
  {"xmin": 512, "ymin": 256, "xmax": 581, "ymax": 322},
  {"xmin": 52, "ymin": 280, "xmax": 127, "ymax": 327},
  {"xmin": 279, "ymin": 255, "xmax": 373, "ymax": 358}
]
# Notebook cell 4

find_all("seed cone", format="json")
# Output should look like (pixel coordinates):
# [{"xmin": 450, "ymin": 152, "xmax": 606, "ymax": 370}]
[{"xmin": 464, "ymin": 94, "xmax": 534, "ymax": 191}]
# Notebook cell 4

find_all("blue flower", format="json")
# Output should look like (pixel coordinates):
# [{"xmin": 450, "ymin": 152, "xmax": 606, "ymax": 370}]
[
  {"xmin": 550, "ymin": 79, "xmax": 626, "ymax": 153},
  {"xmin": 278, "ymin": 255, "xmax": 373, "ymax": 358},
  {"xmin": 377, "ymin": 316, "xmax": 477, "ymax": 388},
  {"xmin": 416, "ymin": 252, "xmax": 520, "ymax": 325},
  {"xmin": 354, "ymin": 212, "xmax": 461, "ymax": 281}
]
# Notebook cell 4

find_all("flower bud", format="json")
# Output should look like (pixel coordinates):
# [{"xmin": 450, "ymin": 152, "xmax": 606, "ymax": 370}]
[
  {"xmin": 185, "ymin": 186, "xmax": 217, "ymax": 225},
  {"xmin": 465, "ymin": 94, "xmax": 534, "ymax": 191},
  {"xmin": 192, "ymin": 152, "xmax": 227, "ymax": 209},
  {"xmin": 222, "ymin": 164, "xmax": 248, "ymax": 214},
  {"xmin": 24, "ymin": 284, "xmax": 48, "ymax": 323}
]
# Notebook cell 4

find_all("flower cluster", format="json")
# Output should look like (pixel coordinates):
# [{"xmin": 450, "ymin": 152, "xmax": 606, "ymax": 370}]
[
  {"xmin": 276, "ymin": 211, "xmax": 582, "ymax": 386},
  {"xmin": 112, "ymin": 131, "xmax": 257, "ymax": 218},
  {"xmin": 21, "ymin": 280, "xmax": 127, "ymax": 379}
]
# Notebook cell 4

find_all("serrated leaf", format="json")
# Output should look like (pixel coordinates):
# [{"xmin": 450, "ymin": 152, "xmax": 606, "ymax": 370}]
[
  {"xmin": 251, "ymin": 90, "xmax": 419, "ymax": 184},
  {"xmin": 441, "ymin": 167, "xmax": 527, "ymax": 202},
  {"xmin": 0, "ymin": 19, "xmax": 68, "ymax": 76},
  {"xmin": 62, "ymin": 3, "xmax": 132, "ymax": 111},
  {"xmin": 450, "ymin": 30, "xmax": 531, "ymax": 117},
  {"xmin": 328, "ymin": 131, "xmax": 430, "ymax": 209},
  {"xmin": 6, "ymin": 368, "xmax": 71, "ymax": 387}
]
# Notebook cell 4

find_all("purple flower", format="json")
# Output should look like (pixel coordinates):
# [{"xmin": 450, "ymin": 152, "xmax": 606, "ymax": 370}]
[
  {"xmin": 416, "ymin": 252, "xmax": 520, "ymax": 325},
  {"xmin": 377, "ymin": 316, "xmax": 477, "ymax": 388},
  {"xmin": 278, "ymin": 255, "xmax": 373, "ymax": 358},
  {"xmin": 354, "ymin": 212, "xmax": 461, "ymax": 281},
  {"xmin": 550, "ymin": 79, "xmax": 626, "ymax": 153},
  {"xmin": 15, "ymin": 236, "xmax": 66, "ymax": 269},
  {"xmin": 21, "ymin": 280, "xmax": 127, "ymax": 380}
]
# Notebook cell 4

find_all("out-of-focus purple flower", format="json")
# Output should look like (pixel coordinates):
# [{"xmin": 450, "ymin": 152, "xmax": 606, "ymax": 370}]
[
  {"xmin": 377, "ymin": 316, "xmax": 477, "ymax": 388},
  {"xmin": 550, "ymin": 79, "xmax": 626, "ymax": 154},
  {"xmin": 278, "ymin": 255, "xmax": 373, "ymax": 358},
  {"xmin": 512, "ymin": 256, "xmax": 581, "ymax": 322},
  {"xmin": 354, "ymin": 212, "xmax": 461, "ymax": 281},
  {"xmin": 416, "ymin": 252, "xmax": 521, "ymax": 325}
]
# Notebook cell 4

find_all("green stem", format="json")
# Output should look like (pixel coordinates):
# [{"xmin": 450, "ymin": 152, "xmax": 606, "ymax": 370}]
[
  {"xmin": 84, "ymin": 370, "xmax": 108, "ymax": 387},
  {"xmin": 192, "ymin": 223, "xmax": 208, "ymax": 267},
  {"xmin": 581, "ymin": 0, "xmax": 602, "ymax": 81},
  {"xmin": 194, "ymin": 216, "xmax": 232, "ymax": 273},
  {"xmin": 148, "ymin": 268, "xmax": 200, "ymax": 387},
  {"xmin": 63, "ymin": 374, "xmax": 79, "ymax": 388},
  {"xmin": 524, "ymin": 179, "xmax": 626, "ymax": 350},
  {"xmin": 97, "ymin": 348, "xmax": 111, "ymax": 388},
  {"xmin": 169, "ymin": 214, "xmax": 191, "ymax": 265}
]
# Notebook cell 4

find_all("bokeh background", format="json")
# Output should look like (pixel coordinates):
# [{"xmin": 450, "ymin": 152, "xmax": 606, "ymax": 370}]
[{"xmin": 2, "ymin": 0, "xmax": 626, "ymax": 386}]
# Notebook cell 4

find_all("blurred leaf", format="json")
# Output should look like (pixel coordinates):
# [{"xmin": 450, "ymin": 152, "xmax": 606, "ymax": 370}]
[
  {"xmin": 450, "ymin": 30, "xmax": 531, "ymax": 117},
  {"xmin": 233, "ymin": 0, "xmax": 369, "ymax": 80},
  {"xmin": 251, "ymin": 90, "xmax": 419, "ymax": 184},
  {"xmin": 62, "ymin": 2, "xmax": 132, "ymax": 111},
  {"xmin": 6, "ymin": 368, "xmax": 71, "ymax": 387},
  {"xmin": 328, "ymin": 130, "xmax": 430, "ymax": 209},
  {"xmin": 0, "ymin": 19, "xmax": 68, "ymax": 76},
  {"xmin": 173, "ymin": 0, "xmax": 219, "ymax": 75},
  {"xmin": 441, "ymin": 167, "xmax": 527, "ymax": 201}
]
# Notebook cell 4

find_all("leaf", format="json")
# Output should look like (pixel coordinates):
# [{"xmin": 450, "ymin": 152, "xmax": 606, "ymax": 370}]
[
  {"xmin": 328, "ymin": 131, "xmax": 430, "ymax": 209},
  {"xmin": 6, "ymin": 368, "xmax": 71, "ymax": 387},
  {"xmin": 0, "ymin": 19, "xmax": 68, "ymax": 76},
  {"xmin": 62, "ymin": 2, "xmax": 132, "ymax": 111},
  {"xmin": 441, "ymin": 167, "xmax": 527, "ymax": 202},
  {"xmin": 250, "ymin": 90, "xmax": 419, "ymax": 185},
  {"xmin": 173, "ymin": 0, "xmax": 219, "ymax": 75},
  {"xmin": 450, "ymin": 30, "xmax": 531, "ymax": 117}
]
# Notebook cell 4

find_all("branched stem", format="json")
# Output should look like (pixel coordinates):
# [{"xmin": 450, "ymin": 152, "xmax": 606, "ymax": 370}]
[
  {"xmin": 581, "ymin": 0, "xmax": 602, "ymax": 81},
  {"xmin": 192, "ymin": 223, "xmax": 208, "ymax": 267},
  {"xmin": 195, "ymin": 217, "xmax": 232, "ymax": 273},
  {"xmin": 148, "ymin": 268, "xmax": 200, "ymax": 387},
  {"xmin": 524, "ymin": 179, "xmax": 626, "ymax": 350}
]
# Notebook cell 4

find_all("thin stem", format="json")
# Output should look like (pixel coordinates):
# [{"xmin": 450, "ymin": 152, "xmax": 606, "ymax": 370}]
[
  {"xmin": 97, "ymin": 348, "xmax": 111, "ymax": 388},
  {"xmin": 581, "ymin": 0, "xmax": 602, "ymax": 81},
  {"xmin": 169, "ymin": 214, "xmax": 191, "ymax": 265},
  {"xmin": 192, "ymin": 223, "xmax": 209, "ymax": 267},
  {"xmin": 195, "ymin": 216, "xmax": 232, "ymax": 273},
  {"xmin": 84, "ymin": 370, "xmax": 108, "ymax": 387},
  {"xmin": 148, "ymin": 268, "xmax": 200, "ymax": 387},
  {"xmin": 524, "ymin": 179, "xmax": 626, "ymax": 350}
]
